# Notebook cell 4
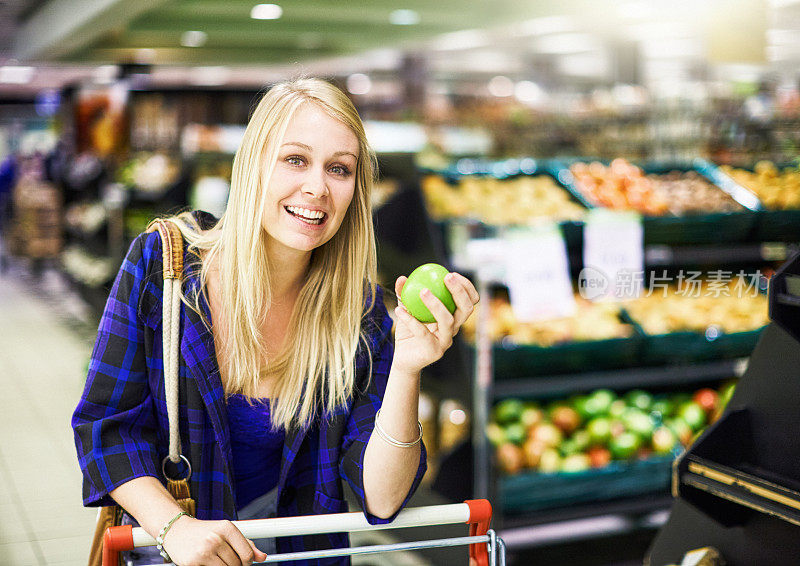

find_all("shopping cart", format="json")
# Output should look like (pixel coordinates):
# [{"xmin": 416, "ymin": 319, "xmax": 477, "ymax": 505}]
[{"xmin": 101, "ymin": 499, "xmax": 505, "ymax": 565}]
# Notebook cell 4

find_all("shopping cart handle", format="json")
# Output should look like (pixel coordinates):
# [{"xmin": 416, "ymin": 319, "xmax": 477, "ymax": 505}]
[
  {"xmin": 102, "ymin": 499, "xmax": 493, "ymax": 566},
  {"xmin": 466, "ymin": 499, "xmax": 493, "ymax": 566}
]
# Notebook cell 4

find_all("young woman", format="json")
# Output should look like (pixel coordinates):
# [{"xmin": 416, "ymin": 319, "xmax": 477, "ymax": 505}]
[{"xmin": 72, "ymin": 78, "xmax": 479, "ymax": 566}]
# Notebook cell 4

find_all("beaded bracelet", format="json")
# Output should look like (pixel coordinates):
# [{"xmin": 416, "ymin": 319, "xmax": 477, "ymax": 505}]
[
  {"xmin": 374, "ymin": 409, "xmax": 423, "ymax": 448},
  {"xmin": 156, "ymin": 510, "xmax": 192, "ymax": 562}
]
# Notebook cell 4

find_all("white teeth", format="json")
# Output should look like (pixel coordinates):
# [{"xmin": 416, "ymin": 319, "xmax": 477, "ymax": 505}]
[{"xmin": 286, "ymin": 206, "xmax": 325, "ymax": 219}]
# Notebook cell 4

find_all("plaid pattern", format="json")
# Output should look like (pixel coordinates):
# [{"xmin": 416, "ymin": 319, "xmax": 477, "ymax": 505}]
[{"xmin": 72, "ymin": 213, "xmax": 427, "ymax": 564}]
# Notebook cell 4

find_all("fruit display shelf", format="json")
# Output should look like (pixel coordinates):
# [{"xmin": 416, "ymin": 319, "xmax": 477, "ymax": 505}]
[
  {"xmin": 462, "ymin": 295, "xmax": 642, "ymax": 377},
  {"xmin": 500, "ymin": 455, "xmax": 674, "ymax": 514},
  {"xmin": 647, "ymin": 254, "xmax": 800, "ymax": 565},
  {"xmin": 419, "ymin": 159, "xmax": 591, "ymax": 252},
  {"xmin": 624, "ymin": 285, "xmax": 770, "ymax": 365},
  {"xmin": 404, "ymin": 156, "xmax": 791, "ymax": 545},
  {"xmin": 491, "ymin": 359, "xmax": 745, "ymax": 401},
  {"xmin": 551, "ymin": 158, "xmax": 760, "ymax": 246},
  {"xmin": 715, "ymin": 161, "xmax": 800, "ymax": 242},
  {"xmin": 490, "ymin": 382, "xmax": 736, "ymax": 516}
]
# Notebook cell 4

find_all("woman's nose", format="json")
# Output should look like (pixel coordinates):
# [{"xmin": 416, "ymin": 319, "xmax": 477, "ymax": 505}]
[{"xmin": 302, "ymin": 168, "xmax": 328, "ymax": 198}]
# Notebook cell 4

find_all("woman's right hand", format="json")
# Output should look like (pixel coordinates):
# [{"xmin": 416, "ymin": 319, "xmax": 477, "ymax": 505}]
[{"xmin": 162, "ymin": 515, "xmax": 267, "ymax": 566}]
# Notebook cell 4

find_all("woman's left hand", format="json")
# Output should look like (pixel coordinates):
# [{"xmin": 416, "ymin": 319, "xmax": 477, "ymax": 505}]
[{"xmin": 391, "ymin": 271, "xmax": 479, "ymax": 376}]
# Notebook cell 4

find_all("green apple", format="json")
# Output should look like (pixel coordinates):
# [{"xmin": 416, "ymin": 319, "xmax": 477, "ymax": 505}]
[
  {"xmin": 504, "ymin": 423, "xmax": 527, "ymax": 446},
  {"xmin": 587, "ymin": 417, "xmax": 612, "ymax": 445},
  {"xmin": 591, "ymin": 389, "xmax": 616, "ymax": 413},
  {"xmin": 622, "ymin": 408, "xmax": 654, "ymax": 440},
  {"xmin": 400, "ymin": 263, "xmax": 457, "ymax": 323},
  {"xmin": 609, "ymin": 432, "xmax": 641, "ymax": 460},
  {"xmin": 651, "ymin": 426, "xmax": 678, "ymax": 455},
  {"xmin": 677, "ymin": 402, "xmax": 707, "ymax": 431},
  {"xmin": 561, "ymin": 453, "xmax": 591, "ymax": 473},
  {"xmin": 494, "ymin": 399, "xmax": 524, "ymax": 425},
  {"xmin": 608, "ymin": 399, "xmax": 627, "ymax": 419},
  {"xmin": 571, "ymin": 430, "xmax": 591, "ymax": 452},
  {"xmin": 538, "ymin": 448, "xmax": 562, "ymax": 473},
  {"xmin": 625, "ymin": 389, "xmax": 654, "ymax": 412}
]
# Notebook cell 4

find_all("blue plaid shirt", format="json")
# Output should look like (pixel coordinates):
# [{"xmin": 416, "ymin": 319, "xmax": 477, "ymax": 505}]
[{"xmin": 72, "ymin": 214, "xmax": 427, "ymax": 564}]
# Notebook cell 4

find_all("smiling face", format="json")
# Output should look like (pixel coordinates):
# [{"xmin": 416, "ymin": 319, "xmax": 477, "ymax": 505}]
[{"xmin": 261, "ymin": 102, "xmax": 360, "ymax": 260}]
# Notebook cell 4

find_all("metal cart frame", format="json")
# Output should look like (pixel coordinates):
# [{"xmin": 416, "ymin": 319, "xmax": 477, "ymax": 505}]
[{"xmin": 101, "ymin": 498, "xmax": 504, "ymax": 565}]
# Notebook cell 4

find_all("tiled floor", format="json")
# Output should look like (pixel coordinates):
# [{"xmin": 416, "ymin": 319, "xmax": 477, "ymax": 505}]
[{"xmin": 0, "ymin": 267, "xmax": 98, "ymax": 565}]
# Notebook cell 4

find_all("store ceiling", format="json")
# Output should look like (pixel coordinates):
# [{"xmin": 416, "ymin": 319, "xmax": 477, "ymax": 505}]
[
  {"xmin": 1, "ymin": 0, "xmax": 799, "ymax": 96},
  {"xmin": 9, "ymin": 0, "xmax": 587, "ymax": 65}
]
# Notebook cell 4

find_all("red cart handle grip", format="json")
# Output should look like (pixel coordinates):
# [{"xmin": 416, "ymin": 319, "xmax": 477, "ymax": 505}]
[
  {"xmin": 466, "ymin": 499, "xmax": 493, "ymax": 566},
  {"xmin": 102, "ymin": 523, "xmax": 132, "ymax": 566}
]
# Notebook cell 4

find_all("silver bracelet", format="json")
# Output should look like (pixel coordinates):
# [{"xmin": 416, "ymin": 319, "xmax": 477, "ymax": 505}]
[
  {"xmin": 374, "ymin": 409, "xmax": 423, "ymax": 448},
  {"xmin": 156, "ymin": 510, "xmax": 191, "ymax": 562}
]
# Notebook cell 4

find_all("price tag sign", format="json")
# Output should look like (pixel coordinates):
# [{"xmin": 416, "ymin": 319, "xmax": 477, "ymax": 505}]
[
  {"xmin": 581, "ymin": 209, "xmax": 644, "ymax": 301},
  {"xmin": 462, "ymin": 238, "xmax": 507, "ymax": 283},
  {"xmin": 505, "ymin": 225, "xmax": 576, "ymax": 322}
]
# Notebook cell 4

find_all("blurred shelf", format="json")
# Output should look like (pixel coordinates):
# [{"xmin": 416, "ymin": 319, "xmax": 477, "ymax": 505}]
[
  {"xmin": 498, "ymin": 494, "xmax": 672, "ymax": 549},
  {"xmin": 491, "ymin": 358, "xmax": 746, "ymax": 400},
  {"xmin": 645, "ymin": 242, "xmax": 792, "ymax": 266}
]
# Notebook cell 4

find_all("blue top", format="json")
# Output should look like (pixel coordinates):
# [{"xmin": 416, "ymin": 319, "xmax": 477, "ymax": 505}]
[
  {"xmin": 72, "ymin": 211, "xmax": 427, "ymax": 563},
  {"xmin": 227, "ymin": 394, "xmax": 285, "ymax": 510}
]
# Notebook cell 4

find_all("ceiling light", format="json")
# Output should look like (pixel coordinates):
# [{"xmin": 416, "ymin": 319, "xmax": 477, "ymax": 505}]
[
  {"xmin": 93, "ymin": 65, "xmax": 119, "ymax": 84},
  {"xmin": 191, "ymin": 66, "xmax": 230, "ymax": 86},
  {"xmin": 767, "ymin": 29, "xmax": 800, "ymax": 45},
  {"xmin": 135, "ymin": 48, "xmax": 156, "ymax": 63},
  {"xmin": 251, "ymin": 4, "xmax": 282, "ymax": 20},
  {"xmin": 181, "ymin": 30, "xmax": 208, "ymax": 48},
  {"xmin": 516, "ymin": 16, "xmax": 576, "ymax": 36},
  {"xmin": 625, "ymin": 22, "xmax": 691, "ymax": 41},
  {"xmin": 640, "ymin": 37, "xmax": 702, "ymax": 60},
  {"xmin": 617, "ymin": 1, "xmax": 652, "ymax": 19},
  {"xmin": 536, "ymin": 33, "xmax": 597, "ymax": 54},
  {"xmin": 346, "ymin": 73, "xmax": 371, "ymax": 95},
  {"xmin": 431, "ymin": 29, "xmax": 489, "ymax": 51},
  {"xmin": 449, "ymin": 409, "xmax": 467, "ymax": 425},
  {"xmin": 558, "ymin": 52, "xmax": 611, "ymax": 77},
  {"xmin": 515, "ymin": 80, "xmax": 547, "ymax": 105},
  {"xmin": 389, "ymin": 9, "xmax": 420, "ymax": 25},
  {"xmin": 0, "ymin": 66, "xmax": 34, "ymax": 84},
  {"xmin": 488, "ymin": 76, "xmax": 514, "ymax": 97}
]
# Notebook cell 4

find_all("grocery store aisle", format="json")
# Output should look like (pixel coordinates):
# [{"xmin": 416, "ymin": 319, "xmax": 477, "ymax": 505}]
[{"xmin": 0, "ymin": 265, "xmax": 97, "ymax": 565}]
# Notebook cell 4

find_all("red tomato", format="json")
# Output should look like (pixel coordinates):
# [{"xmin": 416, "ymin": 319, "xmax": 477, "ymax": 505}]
[{"xmin": 693, "ymin": 388, "xmax": 719, "ymax": 413}]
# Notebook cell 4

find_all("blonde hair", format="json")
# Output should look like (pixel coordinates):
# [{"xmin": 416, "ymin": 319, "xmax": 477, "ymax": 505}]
[{"xmin": 169, "ymin": 78, "xmax": 378, "ymax": 430}]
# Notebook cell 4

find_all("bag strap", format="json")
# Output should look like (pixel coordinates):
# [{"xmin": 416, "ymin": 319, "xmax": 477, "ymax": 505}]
[{"xmin": 145, "ymin": 219, "xmax": 189, "ymax": 480}]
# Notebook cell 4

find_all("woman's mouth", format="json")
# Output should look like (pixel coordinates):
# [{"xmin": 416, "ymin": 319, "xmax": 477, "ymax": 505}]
[{"xmin": 284, "ymin": 205, "xmax": 328, "ymax": 226}]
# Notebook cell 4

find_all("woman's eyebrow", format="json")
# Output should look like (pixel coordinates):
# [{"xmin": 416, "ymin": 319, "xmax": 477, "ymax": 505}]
[
  {"xmin": 281, "ymin": 142, "xmax": 357, "ymax": 159},
  {"xmin": 282, "ymin": 141, "xmax": 312, "ymax": 151}
]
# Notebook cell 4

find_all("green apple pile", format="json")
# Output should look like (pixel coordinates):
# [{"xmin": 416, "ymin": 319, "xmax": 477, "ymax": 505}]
[{"xmin": 489, "ymin": 382, "xmax": 736, "ymax": 476}]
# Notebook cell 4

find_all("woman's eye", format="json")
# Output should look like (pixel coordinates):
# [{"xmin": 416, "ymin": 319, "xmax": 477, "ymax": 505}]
[
  {"xmin": 330, "ymin": 164, "xmax": 351, "ymax": 176},
  {"xmin": 286, "ymin": 155, "xmax": 305, "ymax": 166}
]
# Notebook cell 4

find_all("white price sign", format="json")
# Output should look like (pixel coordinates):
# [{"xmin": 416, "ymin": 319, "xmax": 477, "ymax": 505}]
[
  {"xmin": 505, "ymin": 225, "xmax": 576, "ymax": 322},
  {"xmin": 581, "ymin": 209, "xmax": 644, "ymax": 301},
  {"xmin": 462, "ymin": 238, "xmax": 507, "ymax": 282}
]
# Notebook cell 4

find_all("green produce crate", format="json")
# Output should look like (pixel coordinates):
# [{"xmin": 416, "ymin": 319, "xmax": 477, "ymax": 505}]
[
  {"xmin": 708, "ymin": 161, "xmax": 800, "ymax": 242},
  {"xmin": 490, "ymin": 332, "xmax": 644, "ymax": 378},
  {"xmin": 638, "ymin": 326, "xmax": 766, "ymax": 365},
  {"xmin": 500, "ymin": 455, "xmax": 673, "ymax": 513},
  {"xmin": 753, "ymin": 209, "xmax": 800, "ymax": 242},
  {"xmin": 420, "ymin": 159, "xmax": 591, "ymax": 253},
  {"xmin": 641, "ymin": 212, "xmax": 754, "ymax": 246},
  {"xmin": 549, "ymin": 159, "xmax": 758, "ymax": 246}
]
